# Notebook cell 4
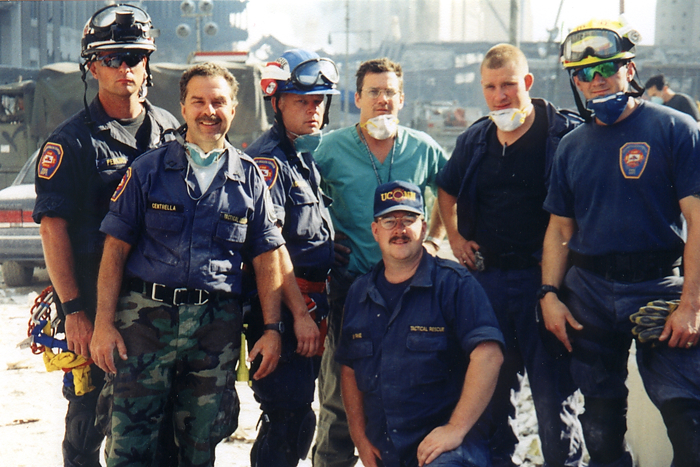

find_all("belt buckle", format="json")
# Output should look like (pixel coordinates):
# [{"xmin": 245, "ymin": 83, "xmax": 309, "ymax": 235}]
[
  {"xmin": 151, "ymin": 283, "xmax": 167, "ymax": 303},
  {"xmin": 172, "ymin": 287, "xmax": 189, "ymax": 306},
  {"xmin": 194, "ymin": 289, "xmax": 209, "ymax": 306},
  {"xmin": 172, "ymin": 288, "xmax": 209, "ymax": 306}
]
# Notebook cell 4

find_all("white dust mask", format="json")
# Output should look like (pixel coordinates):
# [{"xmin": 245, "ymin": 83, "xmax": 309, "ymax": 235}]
[
  {"xmin": 488, "ymin": 104, "xmax": 532, "ymax": 132},
  {"xmin": 362, "ymin": 115, "xmax": 399, "ymax": 140}
]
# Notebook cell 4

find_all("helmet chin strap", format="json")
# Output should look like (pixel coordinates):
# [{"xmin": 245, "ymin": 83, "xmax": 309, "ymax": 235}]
[
  {"xmin": 321, "ymin": 95, "xmax": 332, "ymax": 129},
  {"xmin": 79, "ymin": 60, "xmax": 94, "ymax": 127},
  {"xmin": 569, "ymin": 76, "xmax": 593, "ymax": 123}
]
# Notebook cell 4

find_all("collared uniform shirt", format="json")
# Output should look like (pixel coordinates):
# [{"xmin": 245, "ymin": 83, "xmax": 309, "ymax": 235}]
[
  {"xmin": 100, "ymin": 140, "xmax": 284, "ymax": 295},
  {"xmin": 247, "ymin": 123, "xmax": 334, "ymax": 273},
  {"xmin": 33, "ymin": 96, "xmax": 179, "ymax": 257},
  {"xmin": 314, "ymin": 125, "xmax": 447, "ymax": 276}
]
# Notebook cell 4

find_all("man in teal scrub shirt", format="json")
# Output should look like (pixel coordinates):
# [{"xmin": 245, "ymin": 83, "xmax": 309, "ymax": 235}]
[{"xmin": 312, "ymin": 57, "xmax": 448, "ymax": 467}]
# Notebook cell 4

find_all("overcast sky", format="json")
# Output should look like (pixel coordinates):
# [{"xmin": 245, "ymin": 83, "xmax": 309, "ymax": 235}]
[{"xmin": 241, "ymin": 0, "xmax": 658, "ymax": 51}]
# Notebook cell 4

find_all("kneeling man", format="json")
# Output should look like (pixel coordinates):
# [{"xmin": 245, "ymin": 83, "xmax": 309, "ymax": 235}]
[{"xmin": 336, "ymin": 181, "xmax": 504, "ymax": 467}]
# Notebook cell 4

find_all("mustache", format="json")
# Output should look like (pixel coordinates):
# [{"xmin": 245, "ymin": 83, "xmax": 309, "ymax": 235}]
[
  {"xmin": 196, "ymin": 116, "xmax": 221, "ymax": 124},
  {"xmin": 389, "ymin": 234, "xmax": 410, "ymax": 243}
]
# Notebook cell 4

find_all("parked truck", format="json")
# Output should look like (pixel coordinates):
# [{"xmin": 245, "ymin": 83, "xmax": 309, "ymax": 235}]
[{"xmin": 0, "ymin": 59, "xmax": 270, "ymax": 286}]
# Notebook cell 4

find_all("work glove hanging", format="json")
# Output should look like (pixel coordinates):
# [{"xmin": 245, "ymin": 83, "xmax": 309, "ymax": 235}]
[{"xmin": 630, "ymin": 299, "xmax": 680, "ymax": 344}]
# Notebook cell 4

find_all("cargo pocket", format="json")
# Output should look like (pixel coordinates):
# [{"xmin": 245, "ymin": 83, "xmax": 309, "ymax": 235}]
[
  {"xmin": 345, "ymin": 337, "xmax": 377, "ymax": 392},
  {"xmin": 143, "ymin": 210, "xmax": 185, "ymax": 266},
  {"xmin": 406, "ymin": 332, "xmax": 449, "ymax": 386},
  {"xmin": 95, "ymin": 373, "xmax": 114, "ymax": 437},
  {"xmin": 212, "ymin": 220, "xmax": 247, "ymax": 275},
  {"xmin": 288, "ymin": 187, "xmax": 321, "ymax": 239},
  {"xmin": 210, "ymin": 370, "xmax": 240, "ymax": 442}
]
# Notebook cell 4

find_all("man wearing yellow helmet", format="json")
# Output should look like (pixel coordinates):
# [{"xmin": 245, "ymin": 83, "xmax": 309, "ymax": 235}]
[{"xmin": 540, "ymin": 17, "xmax": 700, "ymax": 467}]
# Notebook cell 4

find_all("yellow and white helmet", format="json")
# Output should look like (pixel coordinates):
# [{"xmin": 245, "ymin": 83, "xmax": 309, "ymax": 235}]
[{"xmin": 561, "ymin": 18, "xmax": 641, "ymax": 69}]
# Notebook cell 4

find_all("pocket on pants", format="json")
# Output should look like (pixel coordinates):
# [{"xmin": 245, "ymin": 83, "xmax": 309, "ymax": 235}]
[
  {"xmin": 95, "ymin": 372, "xmax": 115, "ymax": 437},
  {"xmin": 210, "ymin": 370, "xmax": 240, "ymax": 443}
]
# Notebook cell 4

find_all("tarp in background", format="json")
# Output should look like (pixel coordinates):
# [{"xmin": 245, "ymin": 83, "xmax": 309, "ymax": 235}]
[{"xmin": 30, "ymin": 61, "xmax": 270, "ymax": 151}]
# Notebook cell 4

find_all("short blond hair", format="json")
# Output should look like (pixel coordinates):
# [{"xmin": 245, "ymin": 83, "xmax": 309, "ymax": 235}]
[{"xmin": 481, "ymin": 44, "xmax": 529, "ymax": 74}]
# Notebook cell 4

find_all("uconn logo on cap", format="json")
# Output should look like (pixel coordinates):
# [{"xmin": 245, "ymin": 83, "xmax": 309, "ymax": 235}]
[{"xmin": 381, "ymin": 188, "xmax": 417, "ymax": 202}]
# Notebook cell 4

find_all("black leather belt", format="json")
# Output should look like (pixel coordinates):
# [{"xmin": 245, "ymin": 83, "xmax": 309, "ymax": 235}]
[
  {"xmin": 570, "ymin": 249, "xmax": 682, "ymax": 283},
  {"xmin": 482, "ymin": 252, "xmax": 539, "ymax": 271},
  {"xmin": 294, "ymin": 267, "xmax": 331, "ymax": 283},
  {"xmin": 126, "ymin": 278, "xmax": 220, "ymax": 306}
]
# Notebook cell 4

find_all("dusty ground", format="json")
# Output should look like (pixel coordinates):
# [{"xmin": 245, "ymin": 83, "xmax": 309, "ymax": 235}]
[{"xmin": 0, "ymin": 268, "xmax": 307, "ymax": 467}]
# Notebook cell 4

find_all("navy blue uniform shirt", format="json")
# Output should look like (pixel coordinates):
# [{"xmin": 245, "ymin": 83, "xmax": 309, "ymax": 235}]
[
  {"xmin": 101, "ymin": 140, "xmax": 285, "ymax": 295},
  {"xmin": 336, "ymin": 252, "xmax": 504, "ymax": 466},
  {"xmin": 246, "ymin": 122, "xmax": 334, "ymax": 273}
]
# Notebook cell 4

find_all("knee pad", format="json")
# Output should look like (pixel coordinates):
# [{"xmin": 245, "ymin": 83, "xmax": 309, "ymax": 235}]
[
  {"xmin": 250, "ymin": 407, "xmax": 316, "ymax": 467},
  {"xmin": 64, "ymin": 403, "xmax": 103, "ymax": 466},
  {"xmin": 660, "ymin": 398, "xmax": 700, "ymax": 467},
  {"xmin": 579, "ymin": 397, "xmax": 630, "ymax": 465}
]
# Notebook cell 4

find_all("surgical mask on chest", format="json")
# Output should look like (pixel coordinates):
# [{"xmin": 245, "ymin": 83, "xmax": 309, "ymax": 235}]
[
  {"xmin": 650, "ymin": 96, "xmax": 664, "ymax": 105},
  {"xmin": 488, "ymin": 105, "xmax": 532, "ymax": 132},
  {"xmin": 361, "ymin": 115, "xmax": 399, "ymax": 140},
  {"xmin": 586, "ymin": 92, "xmax": 630, "ymax": 125},
  {"xmin": 293, "ymin": 131, "xmax": 323, "ymax": 153},
  {"xmin": 185, "ymin": 142, "xmax": 224, "ymax": 167}
]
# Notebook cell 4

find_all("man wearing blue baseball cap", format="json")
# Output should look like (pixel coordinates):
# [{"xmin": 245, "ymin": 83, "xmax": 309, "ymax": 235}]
[{"xmin": 335, "ymin": 181, "xmax": 504, "ymax": 467}]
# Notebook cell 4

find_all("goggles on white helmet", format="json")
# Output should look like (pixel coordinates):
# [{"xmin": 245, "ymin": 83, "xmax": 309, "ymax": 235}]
[
  {"xmin": 292, "ymin": 58, "xmax": 339, "ymax": 90},
  {"xmin": 260, "ymin": 49, "xmax": 340, "ymax": 97}
]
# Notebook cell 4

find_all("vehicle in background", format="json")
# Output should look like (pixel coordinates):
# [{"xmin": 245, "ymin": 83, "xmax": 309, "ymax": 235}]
[
  {"xmin": 410, "ymin": 101, "xmax": 481, "ymax": 154},
  {"xmin": 0, "ymin": 149, "xmax": 42, "ymax": 286},
  {"xmin": 0, "ymin": 80, "xmax": 36, "ymax": 189},
  {"xmin": 0, "ymin": 60, "xmax": 270, "ymax": 191}
]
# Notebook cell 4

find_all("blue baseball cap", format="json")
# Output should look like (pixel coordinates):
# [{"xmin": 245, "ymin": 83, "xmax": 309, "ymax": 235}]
[{"xmin": 374, "ymin": 181, "xmax": 424, "ymax": 218}]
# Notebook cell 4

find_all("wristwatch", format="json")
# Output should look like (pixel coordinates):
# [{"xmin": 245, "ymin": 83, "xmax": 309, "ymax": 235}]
[
  {"xmin": 537, "ymin": 285, "xmax": 559, "ymax": 300},
  {"xmin": 264, "ymin": 322, "xmax": 285, "ymax": 334}
]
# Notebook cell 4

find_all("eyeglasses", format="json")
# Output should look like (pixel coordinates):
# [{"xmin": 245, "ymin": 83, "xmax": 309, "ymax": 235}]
[
  {"xmin": 573, "ymin": 61, "xmax": 626, "ymax": 82},
  {"xmin": 377, "ymin": 214, "xmax": 420, "ymax": 230},
  {"xmin": 291, "ymin": 58, "xmax": 339, "ymax": 90},
  {"xmin": 97, "ymin": 52, "xmax": 147, "ymax": 68},
  {"xmin": 364, "ymin": 88, "xmax": 400, "ymax": 99}
]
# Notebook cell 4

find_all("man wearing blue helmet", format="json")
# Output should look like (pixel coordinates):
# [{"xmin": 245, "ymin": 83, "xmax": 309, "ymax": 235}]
[{"xmin": 244, "ymin": 49, "xmax": 338, "ymax": 467}]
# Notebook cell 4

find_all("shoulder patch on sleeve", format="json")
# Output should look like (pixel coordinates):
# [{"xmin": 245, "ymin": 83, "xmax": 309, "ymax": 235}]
[
  {"xmin": 254, "ymin": 157, "xmax": 279, "ymax": 188},
  {"xmin": 37, "ymin": 142, "xmax": 64, "ymax": 180},
  {"xmin": 111, "ymin": 167, "xmax": 132, "ymax": 202}
]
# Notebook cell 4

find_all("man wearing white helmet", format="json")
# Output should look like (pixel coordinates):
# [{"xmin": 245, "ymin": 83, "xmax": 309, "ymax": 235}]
[
  {"xmin": 244, "ymin": 48, "xmax": 337, "ymax": 467},
  {"xmin": 32, "ymin": 4, "xmax": 179, "ymax": 466},
  {"xmin": 541, "ymin": 18, "xmax": 700, "ymax": 467}
]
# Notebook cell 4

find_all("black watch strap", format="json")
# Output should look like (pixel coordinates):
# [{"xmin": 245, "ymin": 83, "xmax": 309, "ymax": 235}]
[
  {"xmin": 537, "ymin": 285, "xmax": 559, "ymax": 300},
  {"xmin": 263, "ymin": 322, "xmax": 285, "ymax": 334},
  {"xmin": 61, "ymin": 297, "xmax": 85, "ymax": 315}
]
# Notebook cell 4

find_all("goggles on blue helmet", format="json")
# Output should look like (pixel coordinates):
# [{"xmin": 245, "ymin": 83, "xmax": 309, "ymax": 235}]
[{"xmin": 291, "ymin": 58, "xmax": 339, "ymax": 90}]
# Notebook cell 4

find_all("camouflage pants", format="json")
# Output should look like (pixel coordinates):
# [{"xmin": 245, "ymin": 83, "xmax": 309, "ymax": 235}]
[{"xmin": 96, "ymin": 291, "xmax": 242, "ymax": 467}]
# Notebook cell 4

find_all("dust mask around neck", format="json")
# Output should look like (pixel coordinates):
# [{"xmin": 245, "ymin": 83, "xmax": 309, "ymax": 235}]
[{"xmin": 185, "ymin": 142, "xmax": 224, "ymax": 167}]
